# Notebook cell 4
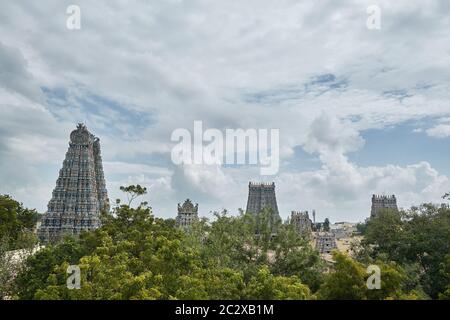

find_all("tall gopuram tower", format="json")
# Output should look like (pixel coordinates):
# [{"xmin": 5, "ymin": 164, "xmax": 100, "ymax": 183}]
[
  {"xmin": 175, "ymin": 199, "xmax": 199, "ymax": 230},
  {"xmin": 246, "ymin": 182, "xmax": 281, "ymax": 234},
  {"xmin": 370, "ymin": 194, "xmax": 398, "ymax": 218},
  {"xmin": 38, "ymin": 124, "xmax": 109, "ymax": 243}
]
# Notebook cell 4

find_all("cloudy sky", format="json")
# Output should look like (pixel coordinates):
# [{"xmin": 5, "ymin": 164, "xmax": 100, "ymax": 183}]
[{"xmin": 1, "ymin": 0, "xmax": 450, "ymax": 222}]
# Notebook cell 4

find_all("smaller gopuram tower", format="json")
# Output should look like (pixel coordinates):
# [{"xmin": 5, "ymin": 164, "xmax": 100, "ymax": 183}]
[
  {"xmin": 290, "ymin": 211, "xmax": 312, "ymax": 238},
  {"xmin": 314, "ymin": 232, "xmax": 338, "ymax": 255},
  {"xmin": 176, "ymin": 199, "xmax": 199, "ymax": 230}
]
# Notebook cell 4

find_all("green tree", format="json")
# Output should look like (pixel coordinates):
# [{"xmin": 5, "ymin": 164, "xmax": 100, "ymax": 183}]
[
  {"xmin": 364, "ymin": 209, "xmax": 404, "ymax": 259},
  {"xmin": 270, "ymin": 222, "xmax": 325, "ymax": 292},
  {"xmin": 11, "ymin": 184, "xmax": 447, "ymax": 300},
  {"xmin": 0, "ymin": 195, "xmax": 39, "ymax": 250},
  {"xmin": 438, "ymin": 254, "xmax": 450, "ymax": 300},
  {"xmin": 119, "ymin": 185, "xmax": 148, "ymax": 206},
  {"xmin": 244, "ymin": 266, "xmax": 310, "ymax": 300},
  {"xmin": 14, "ymin": 237, "xmax": 88, "ymax": 300},
  {"xmin": 176, "ymin": 268, "xmax": 244, "ymax": 300},
  {"xmin": 190, "ymin": 209, "xmax": 267, "ymax": 279},
  {"xmin": 0, "ymin": 195, "xmax": 40, "ymax": 299},
  {"xmin": 318, "ymin": 251, "xmax": 367, "ymax": 300},
  {"xmin": 363, "ymin": 205, "xmax": 450, "ymax": 298},
  {"xmin": 355, "ymin": 220, "xmax": 368, "ymax": 235},
  {"xmin": 22, "ymin": 190, "xmax": 319, "ymax": 300},
  {"xmin": 318, "ymin": 251, "xmax": 423, "ymax": 300}
]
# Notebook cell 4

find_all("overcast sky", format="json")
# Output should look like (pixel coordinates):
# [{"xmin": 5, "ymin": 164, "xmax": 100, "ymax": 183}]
[{"xmin": 1, "ymin": 0, "xmax": 450, "ymax": 222}]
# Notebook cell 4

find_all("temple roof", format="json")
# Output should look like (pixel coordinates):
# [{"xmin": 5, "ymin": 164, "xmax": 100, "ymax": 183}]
[
  {"xmin": 178, "ymin": 199, "xmax": 198, "ymax": 214},
  {"xmin": 70, "ymin": 123, "xmax": 97, "ymax": 145}
]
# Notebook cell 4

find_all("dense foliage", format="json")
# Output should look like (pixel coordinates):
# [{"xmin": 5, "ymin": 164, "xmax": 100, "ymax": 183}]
[
  {"xmin": 353, "ymin": 206, "xmax": 450, "ymax": 299},
  {"xmin": 14, "ymin": 202, "xmax": 317, "ymax": 300},
  {"xmin": 0, "ymin": 194, "xmax": 40, "ymax": 298},
  {"xmin": 0, "ymin": 194, "xmax": 39, "ymax": 250},
  {"xmin": 1, "ymin": 188, "xmax": 449, "ymax": 300}
]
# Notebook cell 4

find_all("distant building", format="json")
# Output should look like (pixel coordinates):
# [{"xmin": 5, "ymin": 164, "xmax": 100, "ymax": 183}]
[
  {"xmin": 290, "ymin": 211, "xmax": 312, "ymax": 238},
  {"xmin": 371, "ymin": 194, "xmax": 398, "ymax": 218},
  {"xmin": 38, "ymin": 124, "xmax": 109, "ymax": 243},
  {"xmin": 246, "ymin": 182, "xmax": 281, "ymax": 234},
  {"xmin": 330, "ymin": 222, "xmax": 357, "ymax": 239},
  {"xmin": 176, "ymin": 199, "xmax": 199, "ymax": 230},
  {"xmin": 314, "ymin": 232, "xmax": 338, "ymax": 254}
]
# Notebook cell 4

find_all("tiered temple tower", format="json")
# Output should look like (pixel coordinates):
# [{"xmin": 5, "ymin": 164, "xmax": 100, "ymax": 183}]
[
  {"xmin": 290, "ymin": 211, "xmax": 312, "ymax": 238},
  {"xmin": 246, "ymin": 182, "xmax": 281, "ymax": 234},
  {"xmin": 370, "ymin": 194, "xmax": 398, "ymax": 218},
  {"xmin": 38, "ymin": 124, "xmax": 109, "ymax": 243},
  {"xmin": 314, "ymin": 232, "xmax": 338, "ymax": 255},
  {"xmin": 175, "ymin": 199, "xmax": 199, "ymax": 230}
]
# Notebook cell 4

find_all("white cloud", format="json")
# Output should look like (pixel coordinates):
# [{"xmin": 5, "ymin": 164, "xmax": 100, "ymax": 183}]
[
  {"xmin": 426, "ymin": 124, "xmax": 450, "ymax": 138},
  {"xmin": 1, "ymin": 1, "xmax": 450, "ymax": 221},
  {"xmin": 171, "ymin": 163, "xmax": 238, "ymax": 201},
  {"xmin": 103, "ymin": 161, "xmax": 171, "ymax": 177},
  {"xmin": 303, "ymin": 113, "xmax": 365, "ymax": 160},
  {"xmin": 277, "ymin": 161, "xmax": 450, "ymax": 222},
  {"xmin": 0, "ymin": 42, "xmax": 42, "ymax": 102}
]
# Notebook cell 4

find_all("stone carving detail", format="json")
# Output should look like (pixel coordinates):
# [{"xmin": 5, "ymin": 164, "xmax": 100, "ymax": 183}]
[{"xmin": 38, "ymin": 124, "xmax": 109, "ymax": 243}]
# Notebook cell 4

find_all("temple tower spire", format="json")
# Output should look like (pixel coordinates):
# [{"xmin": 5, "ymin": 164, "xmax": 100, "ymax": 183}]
[
  {"xmin": 246, "ymin": 182, "xmax": 281, "ymax": 234},
  {"xmin": 38, "ymin": 124, "xmax": 109, "ymax": 243},
  {"xmin": 370, "ymin": 194, "xmax": 398, "ymax": 218}
]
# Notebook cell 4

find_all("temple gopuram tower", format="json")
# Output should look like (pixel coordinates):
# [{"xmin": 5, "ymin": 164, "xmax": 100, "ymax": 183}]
[
  {"xmin": 370, "ymin": 194, "xmax": 398, "ymax": 218},
  {"xmin": 314, "ymin": 232, "xmax": 338, "ymax": 255},
  {"xmin": 38, "ymin": 124, "xmax": 109, "ymax": 243},
  {"xmin": 290, "ymin": 211, "xmax": 312, "ymax": 239},
  {"xmin": 246, "ymin": 182, "xmax": 281, "ymax": 234},
  {"xmin": 175, "ymin": 199, "xmax": 199, "ymax": 230}
]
